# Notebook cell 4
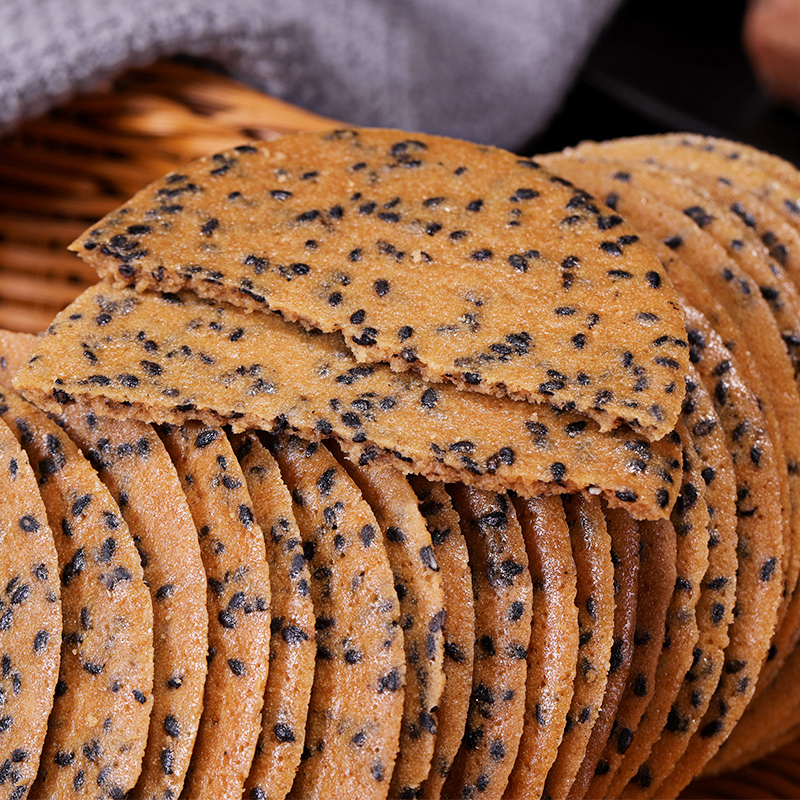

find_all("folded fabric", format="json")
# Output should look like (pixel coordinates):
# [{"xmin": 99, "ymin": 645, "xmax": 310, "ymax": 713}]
[{"xmin": 0, "ymin": 0, "xmax": 622, "ymax": 149}]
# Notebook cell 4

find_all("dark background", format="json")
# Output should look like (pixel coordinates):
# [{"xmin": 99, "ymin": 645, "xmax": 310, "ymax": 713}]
[{"xmin": 525, "ymin": 0, "xmax": 800, "ymax": 165}]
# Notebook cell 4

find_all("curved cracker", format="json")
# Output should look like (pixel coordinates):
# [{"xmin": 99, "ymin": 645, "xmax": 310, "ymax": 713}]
[
  {"xmin": 0, "ymin": 389, "xmax": 154, "ymax": 799},
  {"xmin": 333, "ymin": 453, "xmax": 445, "ymax": 799},
  {"xmin": 0, "ymin": 417, "xmax": 61, "ymax": 799},
  {"xmin": 505, "ymin": 494, "xmax": 579, "ymax": 799},
  {"xmin": 652, "ymin": 306, "xmax": 785, "ymax": 797},
  {"xmin": 232, "ymin": 433, "xmax": 316, "ymax": 800},
  {"xmin": 542, "ymin": 493, "xmax": 615, "ymax": 799},
  {"xmin": 160, "ymin": 423, "xmax": 271, "ymax": 799},
  {"xmin": 585, "ymin": 518, "xmax": 676, "ymax": 799},
  {"xmin": 410, "ymin": 478, "xmax": 475, "ymax": 800},
  {"xmin": 572, "ymin": 504, "xmax": 640, "ymax": 797},
  {"xmin": 71, "ymin": 129, "xmax": 688, "ymax": 437},
  {"xmin": 443, "ymin": 487, "xmax": 532, "ymax": 800},
  {"xmin": 270, "ymin": 436, "xmax": 404, "ymax": 799},
  {"xmin": 56, "ymin": 411, "xmax": 208, "ymax": 800},
  {"xmin": 607, "ymin": 423, "xmax": 708, "ymax": 797},
  {"xmin": 628, "ymin": 370, "xmax": 738, "ymax": 797}
]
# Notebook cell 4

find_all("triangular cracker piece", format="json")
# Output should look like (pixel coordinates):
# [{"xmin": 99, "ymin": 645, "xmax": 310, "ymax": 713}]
[
  {"xmin": 13, "ymin": 283, "xmax": 683, "ymax": 521},
  {"xmin": 70, "ymin": 128, "xmax": 689, "ymax": 439}
]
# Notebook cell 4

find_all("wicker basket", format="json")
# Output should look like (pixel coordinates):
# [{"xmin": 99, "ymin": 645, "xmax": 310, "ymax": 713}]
[{"xmin": 1, "ymin": 58, "xmax": 797, "ymax": 799}]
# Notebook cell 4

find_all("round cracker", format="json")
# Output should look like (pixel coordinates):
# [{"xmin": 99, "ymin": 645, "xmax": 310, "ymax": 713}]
[
  {"xmin": 542, "ymin": 493, "xmax": 615, "ymax": 799},
  {"xmin": 443, "ymin": 486, "xmax": 533, "ymax": 800},
  {"xmin": 504, "ymin": 494, "xmax": 579, "ymax": 800},
  {"xmin": 0, "ymin": 417, "xmax": 61, "ymax": 800},
  {"xmin": 568, "ymin": 133, "xmax": 800, "ymax": 234},
  {"xmin": 571, "ymin": 503, "xmax": 640, "ymax": 797},
  {"xmin": 331, "ymin": 450, "xmax": 446, "ymax": 799},
  {"xmin": 605, "ymin": 422, "xmax": 709, "ymax": 797},
  {"xmin": 585, "ymin": 518, "xmax": 677, "ymax": 800},
  {"xmin": 56, "ymin": 409, "xmax": 208, "ymax": 800},
  {"xmin": 160, "ymin": 423, "xmax": 271, "ymax": 799},
  {"xmin": 0, "ymin": 388, "xmax": 154, "ymax": 799},
  {"xmin": 626, "ymin": 383, "xmax": 738, "ymax": 797},
  {"xmin": 269, "ymin": 435, "xmax": 404, "ymax": 799},
  {"xmin": 540, "ymin": 156, "xmax": 798, "ymax": 623},
  {"xmin": 410, "ymin": 478, "xmax": 475, "ymax": 800},
  {"xmin": 651, "ymin": 305, "xmax": 785, "ymax": 798},
  {"xmin": 232, "ymin": 432, "xmax": 316, "ymax": 800}
]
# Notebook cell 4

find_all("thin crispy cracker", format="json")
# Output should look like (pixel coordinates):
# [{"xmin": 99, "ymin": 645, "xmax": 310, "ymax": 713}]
[
  {"xmin": 504, "ymin": 494, "xmax": 578, "ymax": 800},
  {"xmin": 232, "ymin": 433, "xmax": 316, "ymax": 800},
  {"xmin": 443, "ymin": 487, "xmax": 532, "ymax": 800},
  {"xmin": 411, "ymin": 478, "xmax": 475, "ymax": 800},
  {"xmin": 161, "ymin": 423, "xmax": 271, "ymax": 799},
  {"xmin": 334, "ymin": 453, "xmax": 445, "ymax": 799},
  {"xmin": 585, "ymin": 518, "xmax": 676, "ymax": 799},
  {"xmin": 0, "ymin": 416, "xmax": 61, "ymax": 800},
  {"xmin": 0, "ymin": 388, "xmax": 154, "ymax": 799},
  {"xmin": 626, "ymin": 370, "xmax": 738, "ymax": 798},
  {"xmin": 542, "ymin": 493, "xmax": 615, "ymax": 799},
  {"xmin": 270, "ymin": 436, "xmax": 404, "ymax": 799},
  {"xmin": 651, "ymin": 305, "xmax": 785, "ymax": 798},
  {"xmin": 13, "ymin": 282, "xmax": 683, "ymax": 521},
  {"xmin": 572, "ymin": 504, "xmax": 640, "ymax": 797},
  {"xmin": 56, "ymin": 410, "xmax": 208, "ymax": 800},
  {"xmin": 71, "ymin": 129, "xmax": 689, "ymax": 438},
  {"xmin": 606, "ymin": 423, "xmax": 708, "ymax": 797}
]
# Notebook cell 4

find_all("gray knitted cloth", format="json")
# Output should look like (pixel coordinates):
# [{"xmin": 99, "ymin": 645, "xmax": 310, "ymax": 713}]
[{"xmin": 0, "ymin": 0, "xmax": 621, "ymax": 150}]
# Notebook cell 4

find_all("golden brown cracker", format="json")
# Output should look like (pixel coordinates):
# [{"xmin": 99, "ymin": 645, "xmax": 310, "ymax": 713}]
[
  {"xmin": 542, "ymin": 493, "xmax": 615, "ymax": 800},
  {"xmin": 626, "ymin": 370, "xmax": 739, "ymax": 798},
  {"xmin": 410, "ymin": 478, "xmax": 475, "ymax": 800},
  {"xmin": 333, "ymin": 453, "xmax": 445, "ymax": 799},
  {"xmin": 444, "ymin": 487, "xmax": 533, "ymax": 800},
  {"xmin": 0, "ymin": 331, "xmax": 38, "ymax": 385},
  {"xmin": 504, "ymin": 494, "xmax": 578, "ymax": 800},
  {"xmin": 0, "ymin": 416, "xmax": 61, "ymax": 800},
  {"xmin": 232, "ymin": 433, "xmax": 316, "ymax": 800},
  {"xmin": 0, "ymin": 388, "xmax": 154, "ymax": 800},
  {"xmin": 160, "ymin": 423, "xmax": 271, "ymax": 799},
  {"xmin": 55, "ymin": 409, "xmax": 208, "ymax": 800},
  {"xmin": 72, "ymin": 129, "xmax": 688, "ymax": 438},
  {"xmin": 540, "ymin": 157, "xmax": 798, "ymax": 594},
  {"xmin": 572, "ymin": 504, "xmax": 640, "ymax": 798},
  {"xmin": 651, "ymin": 305, "xmax": 785, "ymax": 798},
  {"xmin": 270, "ymin": 435, "xmax": 404, "ymax": 799},
  {"xmin": 606, "ymin": 422, "xmax": 709, "ymax": 797},
  {"xmin": 585, "ymin": 518, "xmax": 676, "ymax": 800},
  {"xmin": 13, "ymin": 282, "xmax": 684, "ymax": 521}
]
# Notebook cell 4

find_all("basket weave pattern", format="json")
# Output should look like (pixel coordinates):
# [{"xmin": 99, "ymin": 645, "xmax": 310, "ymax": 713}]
[{"xmin": 0, "ymin": 59, "xmax": 796, "ymax": 799}]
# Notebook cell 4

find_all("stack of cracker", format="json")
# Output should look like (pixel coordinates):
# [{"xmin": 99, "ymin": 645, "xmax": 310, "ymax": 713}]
[{"xmin": 1, "ymin": 128, "xmax": 798, "ymax": 798}]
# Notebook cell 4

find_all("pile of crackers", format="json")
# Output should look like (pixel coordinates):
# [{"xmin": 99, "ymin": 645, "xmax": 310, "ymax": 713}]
[{"xmin": 1, "ymin": 128, "xmax": 799, "ymax": 799}]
